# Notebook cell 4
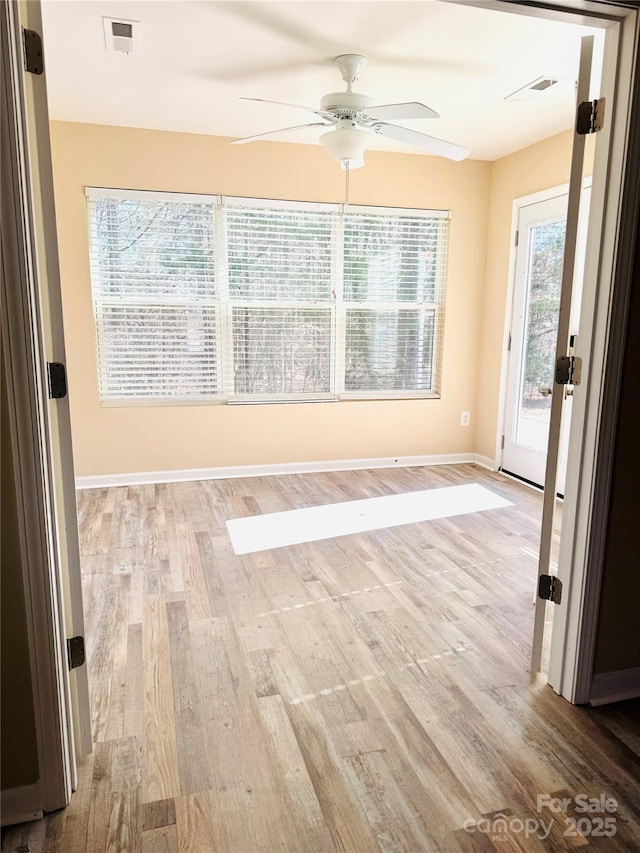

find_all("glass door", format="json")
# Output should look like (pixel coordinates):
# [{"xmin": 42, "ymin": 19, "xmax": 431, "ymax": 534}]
[
  {"xmin": 503, "ymin": 186, "xmax": 591, "ymax": 491},
  {"xmin": 503, "ymin": 193, "xmax": 568, "ymax": 487}
]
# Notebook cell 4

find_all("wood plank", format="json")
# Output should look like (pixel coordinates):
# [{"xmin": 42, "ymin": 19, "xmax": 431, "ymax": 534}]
[
  {"xmin": 141, "ymin": 799, "xmax": 176, "ymax": 832},
  {"xmin": 141, "ymin": 826, "xmax": 178, "ymax": 853},
  {"xmin": 123, "ymin": 622, "xmax": 144, "ymax": 739},
  {"xmin": 165, "ymin": 600, "xmax": 211, "ymax": 795},
  {"xmin": 142, "ymin": 596, "xmax": 180, "ymax": 803},
  {"xmin": 257, "ymin": 694, "xmax": 334, "ymax": 851}
]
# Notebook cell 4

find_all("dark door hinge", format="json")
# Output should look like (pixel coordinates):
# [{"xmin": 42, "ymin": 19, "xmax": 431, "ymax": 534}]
[
  {"xmin": 555, "ymin": 354, "xmax": 582, "ymax": 387},
  {"xmin": 576, "ymin": 98, "xmax": 605, "ymax": 135},
  {"xmin": 507, "ymin": 332, "xmax": 512, "ymax": 352},
  {"xmin": 67, "ymin": 636, "xmax": 85, "ymax": 670},
  {"xmin": 514, "ymin": 230, "xmax": 519, "ymax": 247},
  {"xmin": 22, "ymin": 29, "xmax": 44, "ymax": 75},
  {"xmin": 500, "ymin": 434, "xmax": 505, "ymax": 450},
  {"xmin": 538, "ymin": 574, "xmax": 562, "ymax": 604},
  {"xmin": 47, "ymin": 362, "xmax": 67, "ymax": 398}
]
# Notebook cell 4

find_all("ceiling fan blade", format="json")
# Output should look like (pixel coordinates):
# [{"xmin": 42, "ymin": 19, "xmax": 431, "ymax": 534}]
[
  {"xmin": 240, "ymin": 97, "xmax": 334, "ymax": 120},
  {"xmin": 231, "ymin": 123, "xmax": 330, "ymax": 145},
  {"xmin": 365, "ymin": 102, "xmax": 439, "ymax": 121},
  {"xmin": 374, "ymin": 123, "xmax": 470, "ymax": 161}
]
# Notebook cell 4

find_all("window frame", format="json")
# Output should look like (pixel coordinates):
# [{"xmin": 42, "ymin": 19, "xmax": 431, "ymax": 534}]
[
  {"xmin": 86, "ymin": 188, "xmax": 450, "ymax": 406},
  {"xmin": 339, "ymin": 203, "xmax": 447, "ymax": 400}
]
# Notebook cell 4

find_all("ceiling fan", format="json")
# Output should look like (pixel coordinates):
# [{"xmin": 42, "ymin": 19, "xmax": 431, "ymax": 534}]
[{"xmin": 231, "ymin": 54, "xmax": 470, "ymax": 169}]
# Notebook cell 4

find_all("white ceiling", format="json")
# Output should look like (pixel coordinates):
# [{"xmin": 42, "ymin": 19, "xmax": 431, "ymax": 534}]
[{"xmin": 40, "ymin": 0, "xmax": 602, "ymax": 161}]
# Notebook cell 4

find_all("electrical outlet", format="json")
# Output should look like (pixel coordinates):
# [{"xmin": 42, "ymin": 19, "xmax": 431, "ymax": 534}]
[{"xmin": 460, "ymin": 411, "xmax": 471, "ymax": 427}]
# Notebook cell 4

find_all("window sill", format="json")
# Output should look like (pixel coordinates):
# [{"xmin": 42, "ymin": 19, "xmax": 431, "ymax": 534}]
[
  {"xmin": 100, "ymin": 397, "xmax": 228, "ymax": 408},
  {"xmin": 100, "ymin": 392, "xmax": 441, "ymax": 408},
  {"xmin": 338, "ymin": 392, "xmax": 441, "ymax": 401}
]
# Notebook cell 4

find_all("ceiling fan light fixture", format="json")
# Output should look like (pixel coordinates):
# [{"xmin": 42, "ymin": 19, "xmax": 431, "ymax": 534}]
[{"xmin": 320, "ymin": 126, "xmax": 369, "ymax": 169}]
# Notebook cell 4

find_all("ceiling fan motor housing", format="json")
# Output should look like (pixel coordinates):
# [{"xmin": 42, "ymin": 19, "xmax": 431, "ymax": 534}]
[{"xmin": 320, "ymin": 91, "xmax": 374, "ymax": 118}]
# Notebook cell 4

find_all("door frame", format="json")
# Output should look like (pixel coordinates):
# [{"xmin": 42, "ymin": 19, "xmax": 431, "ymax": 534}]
[
  {"xmin": 548, "ymin": 4, "xmax": 640, "ymax": 704},
  {"xmin": 2, "ymin": 0, "xmax": 638, "ymax": 822},
  {"xmin": 1, "ymin": 0, "xmax": 92, "ymax": 825},
  {"xmin": 497, "ymin": 182, "xmax": 569, "ymax": 476},
  {"xmin": 12, "ymin": 0, "xmax": 93, "ymax": 761},
  {"xmin": 499, "ymin": 186, "xmax": 570, "ymax": 486},
  {"xmin": 1, "ymin": 0, "xmax": 73, "ymax": 822},
  {"xmin": 498, "ymin": 178, "xmax": 592, "ymax": 487}
]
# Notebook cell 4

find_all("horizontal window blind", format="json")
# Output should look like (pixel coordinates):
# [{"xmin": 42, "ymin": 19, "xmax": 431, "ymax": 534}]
[
  {"xmin": 96, "ymin": 305, "xmax": 218, "ymax": 399},
  {"xmin": 86, "ymin": 190, "xmax": 449, "ymax": 404},
  {"xmin": 88, "ymin": 193, "xmax": 218, "ymax": 400},
  {"xmin": 342, "ymin": 209, "xmax": 447, "ymax": 394},
  {"xmin": 225, "ymin": 202, "xmax": 333, "ymax": 398},
  {"xmin": 232, "ymin": 307, "xmax": 332, "ymax": 397},
  {"xmin": 344, "ymin": 308, "xmax": 436, "ymax": 392},
  {"xmin": 226, "ymin": 204, "xmax": 333, "ymax": 302}
]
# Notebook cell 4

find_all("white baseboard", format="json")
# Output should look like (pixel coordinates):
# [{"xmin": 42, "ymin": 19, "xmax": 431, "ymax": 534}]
[
  {"xmin": 472, "ymin": 454, "xmax": 497, "ymax": 471},
  {"xmin": 589, "ymin": 666, "xmax": 640, "ymax": 706},
  {"xmin": 75, "ymin": 452, "xmax": 496, "ymax": 490}
]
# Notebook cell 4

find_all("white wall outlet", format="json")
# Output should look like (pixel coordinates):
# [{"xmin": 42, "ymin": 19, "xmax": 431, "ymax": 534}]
[{"xmin": 460, "ymin": 411, "xmax": 471, "ymax": 427}]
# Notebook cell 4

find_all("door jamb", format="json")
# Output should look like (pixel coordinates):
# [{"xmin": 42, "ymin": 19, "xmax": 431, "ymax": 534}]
[
  {"xmin": 1, "ymin": 0, "xmax": 73, "ymax": 820},
  {"xmin": 548, "ymin": 8, "xmax": 640, "ymax": 703},
  {"xmin": 15, "ymin": 0, "xmax": 92, "ymax": 762}
]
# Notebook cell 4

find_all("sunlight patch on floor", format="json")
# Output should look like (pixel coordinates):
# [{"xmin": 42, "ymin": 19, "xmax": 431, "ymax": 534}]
[{"xmin": 226, "ymin": 483, "xmax": 513, "ymax": 555}]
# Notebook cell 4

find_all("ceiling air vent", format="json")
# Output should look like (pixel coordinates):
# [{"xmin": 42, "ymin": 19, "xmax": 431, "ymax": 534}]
[
  {"xmin": 505, "ymin": 76, "xmax": 559, "ymax": 102},
  {"xmin": 103, "ymin": 17, "xmax": 139, "ymax": 54}
]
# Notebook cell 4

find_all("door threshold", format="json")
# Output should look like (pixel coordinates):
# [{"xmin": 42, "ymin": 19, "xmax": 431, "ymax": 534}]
[{"xmin": 500, "ymin": 468, "xmax": 564, "ymax": 500}]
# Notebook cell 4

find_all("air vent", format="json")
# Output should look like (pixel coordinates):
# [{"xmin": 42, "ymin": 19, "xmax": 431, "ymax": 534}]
[
  {"xmin": 505, "ymin": 76, "xmax": 559, "ymax": 102},
  {"xmin": 103, "ymin": 17, "xmax": 139, "ymax": 54}
]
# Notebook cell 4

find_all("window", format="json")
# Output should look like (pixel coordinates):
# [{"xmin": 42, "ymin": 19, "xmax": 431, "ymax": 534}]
[
  {"xmin": 88, "ymin": 190, "xmax": 218, "ymax": 401},
  {"xmin": 225, "ymin": 200, "xmax": 334, "ymax": 400},
  {"xmin": 87, "ymin": 189, "xmax": 449, "ymax": 404},
  {"xmin": 342, "ymin": 209, "xmax": 443, "ymax": 396}
]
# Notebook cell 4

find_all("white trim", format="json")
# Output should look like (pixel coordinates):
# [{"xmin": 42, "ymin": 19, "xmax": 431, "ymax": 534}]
[
  {"xmin": 75, "ymin": 453, "xmax": 482, "ymax": 489},
  {"xmin": 223, "ymin": 195, "xmax": 338, "ymax": 212},
  {"xmin": 0, "ymin": 784, "xmax": 43, "ymax": 828},
  {"xmin": 344, "ymin": 203, "xmax": 450, "ymax": 219},
  {"xmin": 337, "ymin": 391, "xmax": 440, "ymax": 401},
  {"xmin": 85, "ymin": 186, "xmax": 220, "ymax": 205},
  {"xmin": 24, "ymin": 0, "xmax": 93, "ymax": 762},
  {"xmin": 589, "ymin": 668, "xmax": 640, "ymax": 706},
  {"xmin": 533, "ymin": 36, "xmax": 595, "ymax": 673},
  {"xmin": 472, "ymin": 454, "xmax": 497, "ymax": 471}
]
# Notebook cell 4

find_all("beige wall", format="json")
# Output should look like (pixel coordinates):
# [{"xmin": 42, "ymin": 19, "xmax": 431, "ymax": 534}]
[
  {"xmin": 51, "ymin": 122, "xmax": 592, "ymax": 477},
  {"xmin": 50, "ymin": 121, "xmax": 492, "ymax": 476}
]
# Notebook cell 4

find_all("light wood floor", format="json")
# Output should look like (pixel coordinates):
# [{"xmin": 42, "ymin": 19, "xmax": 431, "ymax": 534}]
[{"xmin": 3, "ymin": 464, "xmax": 640, "ymax": 852}]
